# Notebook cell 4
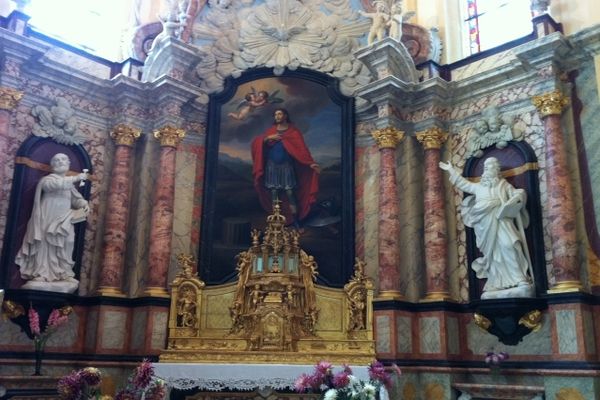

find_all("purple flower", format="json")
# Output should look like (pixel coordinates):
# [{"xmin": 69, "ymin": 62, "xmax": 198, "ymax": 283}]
[
  {"xmin": 332, "ymin": 371, "xmax": 350, "ymax": 388},
  {"xmin": 294, "ymin": 373, "xmax": 312, "ymax": 393},
  {"xmin": 145, "ymin": 381, "xmax": 167, "ymax": 400},
  {"xmin": 498, "ymin": 352, "xmax": 509, "ymax": 361},
  {"xmin": 80, "ymin": 367, "xmax": 102, "ymax": 386},
  {"xmin": 57, "ymin": 372, "xmax": 83, "ymax": 400},
  {"xmin": 114, "ymin": 389, "xmax": 136, "ymax": 400},
  {"xmin": 132, "ymin": 359, "xmax": 154, "ymax": 389},
  {"xmin": 368, "ymin": 360, "xmax": 391, "ymax": 388}
]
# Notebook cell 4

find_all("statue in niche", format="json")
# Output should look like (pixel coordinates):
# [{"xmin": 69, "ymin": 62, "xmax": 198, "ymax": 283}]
[
  {"xmin": 465, "ymin": 107, "xmax": 523, "ymax": 158},
  {"xmin": 359, "ymin": 1, "xmax": 390, "ymax": 45},
  {"xmin": 388, "ymin": 0, "xmax": 415, "ymax": 42},
  {"xmin": 439, "ymin": 157, "xmax": 534, "ymax": 299},
  {"xmin": 531, "ymin": 0, "xmax": 551, "ymax": 16},
  {"xmin": 31, "ymin": 98, "xmax": 86, "ymax": 145},
  {"xmin": 16, "ymin": 153, "xmax": 89, "ymax": 293}
]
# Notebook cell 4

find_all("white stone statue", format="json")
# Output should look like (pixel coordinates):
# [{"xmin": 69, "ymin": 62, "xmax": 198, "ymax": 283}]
[
  {"xmin": 15, "ymin": 153, "xmax": 89, "ymax": 293},
  {"xmin": 465, "ymin": 108, "xmax": 522, "ymax": 158},
  {"xmin": 531, "ymin": 0, "xmax": 551, "ymax": 16},
  {"xmin": 31, "ymin": 98, "xmax": 86, "ymax": 145},
  {"xmin": 388, "ymin": 1, "xmax": 415, "ymax": 42},
  {"xmin": 440, "ymin": 157, "xmax": 534, "ymax": 299},
  {"xmin": 359, "ymin": 1, "xmax": 390, "ymax": 45}
]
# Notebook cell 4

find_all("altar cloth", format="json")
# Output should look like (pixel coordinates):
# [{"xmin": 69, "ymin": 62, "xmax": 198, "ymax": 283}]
[{"xmin": 154, "ymin": 363, "xmax": 373, "ymax": 392}]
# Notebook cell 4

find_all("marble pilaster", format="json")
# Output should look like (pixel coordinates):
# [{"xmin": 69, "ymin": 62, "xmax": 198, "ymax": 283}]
[
  {"xmin": 372, "ymin": 127, "xmax": 404, "ymax": 300},
  {"xmin": 145, "ymin": 125, "xmax": 185, "ymax": 297},
  {"xmin": 98, "ymin": 124, "xmax": 141, "ymax": 296},
  {"xmin": 532, "ymin": 90, "xmax": 584, "ymax": 293},
  {"xmin": 416, "ymin": 127, "xmax": 452, "ymax": 301}
]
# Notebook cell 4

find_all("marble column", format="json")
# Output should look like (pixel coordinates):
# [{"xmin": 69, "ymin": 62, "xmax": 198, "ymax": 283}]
[
  {"xmin": 0, "ymin": 87, "xmax": 23, "ymax": 190},
  {"xmin": 532, "ymin": 90, "xmax": 584, "ymax": 293},
  {"xmin": 372, "ymin": 127, "xmax": 404, "ymax": 300},
  {"xmin": 97, "ymin": 124, "xmax": 141, "ymax": 297},
  {"xmin": 416, "ymin": 127, "xmax": 453, "ymax": 301},
  {"xmin": 145, "ymin": 125, "xmax": 185, "ymax": 297}
]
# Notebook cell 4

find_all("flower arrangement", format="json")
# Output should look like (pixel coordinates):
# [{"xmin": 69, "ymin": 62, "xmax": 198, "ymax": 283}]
[
  {"xmin": 57, "ymin": 360, "xmax": 166, "ymax": 400},
  {"xmin": 28, "ymin": 306, "xmax": 71, "ymax": 350},
  {"xmin": 294, "ymin": 360, "xmax": 401, "ymax": 400},
  {"xmin": 485, "ymin": 351, "xmax": 509, "ymax": 376}
]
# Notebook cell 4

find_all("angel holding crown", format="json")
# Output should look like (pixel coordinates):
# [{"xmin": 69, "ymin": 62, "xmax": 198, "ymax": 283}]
[{"xmin": 228, "ymin": 88, "xmax": 284, "ymax": 121}]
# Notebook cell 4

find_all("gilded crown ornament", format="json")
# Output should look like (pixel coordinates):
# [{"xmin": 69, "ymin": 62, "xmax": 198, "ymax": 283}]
[
  {"xmin": 110, "ymin": 124, "xmax": 141, "ymax": 147},
  {"xmin": 372, "ymin": 126, "xmax": 404, "ymax": 149},
  {"xmin": 416, "ymin": 127, "xmax": 448, "ymax": 150},
  {"xmin": 532, "ymin": 90, "xmax": 570, "ymax": 117},
  {"xmin": 0, "ymin": 87, "xmax": 23, "ymax": 111},
  {"xmin": 153, "ymin": 125, "xmax": 186, "ymax": 147}
]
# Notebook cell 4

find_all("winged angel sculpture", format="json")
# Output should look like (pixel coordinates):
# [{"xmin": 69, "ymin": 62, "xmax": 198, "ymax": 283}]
[{"xmin": 190, "ymin": 0, "xmax": 373, "ymax": 98}]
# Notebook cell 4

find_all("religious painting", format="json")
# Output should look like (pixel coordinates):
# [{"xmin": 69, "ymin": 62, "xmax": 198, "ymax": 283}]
[{"xmin": 201, "ymin": 69, "xmax": 354, "ymax": 287}]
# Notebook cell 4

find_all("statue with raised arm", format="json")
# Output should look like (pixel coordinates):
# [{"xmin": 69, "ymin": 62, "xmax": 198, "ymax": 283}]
[
  {"xmin": 439, "ymin": 157, "xmax": 534, "ymax": 299},
  {"xmin": 388, "ymin": 0, "xmax": 415, "ymax": 42},
  {"xmin": 359, "ymin": 1, "xmax": 390, "ymax": 45},
  {"xmin": 15, "ymin": 153, "xmax": 89, "ymax": 293}
]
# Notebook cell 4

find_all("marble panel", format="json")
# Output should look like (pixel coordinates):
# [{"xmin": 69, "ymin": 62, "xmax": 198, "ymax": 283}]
[
  {"xmin": 44, "ymin": 48, "xmax": 112, "ymax": 79},
  {"xmin": 151, "ymin": 311, "xmax": 169, "ymax": 350},
  {"xmin": 556, "ymin": 309, "xmax": 578, "ymax": 354},
  {"xmin": 582, "ymin": 310, "xmax": 596, "ymax": 355},
  {"xmin": 101, "ymin": 310, "xmax": 127, "ymax": 350},
  {"xmin": 85, "ymin": 310, "xmax": 99, "ymax": 350},
  {"xmin": 375, "ymin": 314, "xmax": 391, "ymax": 354},
  {"xmin": 130, "ymin": 309, "xmax": 148, "ymax": 351},
  {"xmin": 452, "ymin": 50, "xmax": 516, "ymax": 81},
  {"xmin": 45, "ymin": 311, "xmax": 79, "ymax": 349},
  {"xmin": 446, "ymin": 316, "xmax": 460, "ymax": 355},
  {"xmin": 420, "ymin": 317, "xmax": 441, "ymax": 354},
  {"xmin": 467, "ymin": 315, "xmax": 552, "ymax": 355},
  {"xmin": 396, "ymin": 315, "xmax": 412, "ymax": 354},
  {"xmin": 363, "ymin": 145, "xmax": 380, "ymax": 284},
  {"xmin": 0, "ymin": 317, "xmax": 30, "ymax": 346}
]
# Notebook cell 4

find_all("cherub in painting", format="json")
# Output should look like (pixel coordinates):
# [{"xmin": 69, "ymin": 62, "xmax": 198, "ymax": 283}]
[{"xmin": 228, "ymin": 88, "xmax": 283, "ymax": 121}]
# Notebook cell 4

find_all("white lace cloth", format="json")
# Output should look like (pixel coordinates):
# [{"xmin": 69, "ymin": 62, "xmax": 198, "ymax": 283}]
[{"xmin": 154, "ymin": 363, "xmax": 373, "ymax": 392}]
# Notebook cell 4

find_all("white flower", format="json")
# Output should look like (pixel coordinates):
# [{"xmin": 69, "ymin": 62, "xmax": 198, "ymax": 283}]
[
  {"xmin": 363, "ymin": 383, "xmax": 377, "ymax": 398},
  {"xmin": 324, "ymin": 388, "xmax": 338, "ymax": 400}
]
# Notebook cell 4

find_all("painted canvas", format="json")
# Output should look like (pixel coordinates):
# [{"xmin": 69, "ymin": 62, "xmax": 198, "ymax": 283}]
[{"xmin": 201, "ymin": 71, "xmax": 354, "ymax": 287}]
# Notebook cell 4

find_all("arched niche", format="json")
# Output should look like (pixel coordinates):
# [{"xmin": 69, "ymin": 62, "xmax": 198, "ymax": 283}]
[
  {"xmin": 0, "ymin": 136, "xmax": 92, "ymax": 290},
  {"xmin": 463, "ymin": 141, "xmax": 547, "ymax": 300}
]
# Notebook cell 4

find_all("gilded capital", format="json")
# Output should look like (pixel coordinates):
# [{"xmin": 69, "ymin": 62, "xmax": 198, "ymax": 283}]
[
  {"xmin": 0, "ymin": 87, "xmax": 23, "ymax": 111},
  {"xmin": 372, "ymin": 127, "xmax": 404, "ymax": 149},
  {"xmin": 415, "ymin": 127, "xmax": 448, "ymax": 150},
  {"xmin": 110, "ymin": 124, "xmax": 141, "ymax": 147},
  {"xmin": 532, "ymin": 90, "xmax": 570, "ymax": 117},
  {"xmin": 153, "ymin": 125, "xmax": 186, "ymax": 147}
]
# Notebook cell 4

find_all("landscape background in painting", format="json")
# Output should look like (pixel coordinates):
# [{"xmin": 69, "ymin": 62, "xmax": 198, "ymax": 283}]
[{"xmin": 205, "ymin": 76, "xmax": 345, "ymax": 286}]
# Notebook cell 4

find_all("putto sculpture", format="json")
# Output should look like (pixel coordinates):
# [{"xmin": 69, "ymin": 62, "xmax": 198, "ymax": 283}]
[{"xmin": 31, "ymin": 98, "xmax": 86, "ymax": 145}]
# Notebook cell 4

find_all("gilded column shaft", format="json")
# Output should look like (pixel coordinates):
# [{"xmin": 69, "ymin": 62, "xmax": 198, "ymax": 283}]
[
  {"xmin": 532, "ymin": 91, "xmax": 582, "ymax": 291},
  {"xmin": 98, "ymin": 126, "xmax": 141, "ymax": 295},
  {"xmin": 146, "ymin": 126, "xmax": 185, "ymax": 296},
  {"xmin": 416, "ymin": 128, "xmax": 450, "ymax": 300},
  {"xmin": 372, "ymin": 127, "xmax": 404, "ymax": 299}
]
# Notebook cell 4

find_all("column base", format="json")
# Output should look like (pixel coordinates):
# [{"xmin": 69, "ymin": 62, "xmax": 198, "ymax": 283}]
[
  {"xmin": 375, "ymin": 290, "xmax": 404, "ymax": 301},
  {"xmin": 420, "ymin": 292, "xmax": 455, "ymax": 302},
  {"xmin": 143, "ymin": 287, "xmax": 171, "ymax": 298},
  {"xmin": 96, "ymin": 287, "xmax": 126, "ymax": 297},
  {"xmin": 547, "ymin": 280, "xmax": 586, "ymax": 294}
]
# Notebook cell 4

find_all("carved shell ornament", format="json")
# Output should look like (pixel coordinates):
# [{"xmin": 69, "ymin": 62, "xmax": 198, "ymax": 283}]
[{"xmin": 190, "ymin": 0, "xmax": 372, "ymax": 99}]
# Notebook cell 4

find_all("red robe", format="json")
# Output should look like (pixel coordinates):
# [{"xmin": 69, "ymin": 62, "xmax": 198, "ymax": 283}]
[{"xmin": 251, "ymin": 124, "xmax": 319, "ymax": 222}]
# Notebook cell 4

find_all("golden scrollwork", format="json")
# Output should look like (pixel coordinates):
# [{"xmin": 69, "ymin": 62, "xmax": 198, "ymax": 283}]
[
  {"xmin": 372, "ymin": 126, "xmax": 405, "ymax": 149},
  {"xmin": 415, "ymin": 127, "xmax": 448, "ymax": 150},
  {"xmin": 518, "ymin": 309, "xmax": 543, "ymax": 332},
  {"xmin": 345, "ymin": 258, "xmax": 374, "ymax": 338},
  {"xmin": 110, "ymin": 124, "xmax": 141, "ymax": 147},
  {"xmin": 473, "ymin": 313, "xmax": 491, "ymax": 332},
  {"xmin": 2, "ymin": 300, "xmax": 25, "ymax": 319},
  {"xmin": 153, "ymin": 125, "xmax": 186, "ymax": 147},
  {"xmin": 176, "ymin": 253, "xmax": 196, "ymax": 279},
  {"xmin": 0, "ymin": 87, "xmax": 23, "ymax": 111},
  {"xmin": 532, "ymin": 90, "xmax": 570, "ymax": 117},
  {"xmin": 547, "ymin": 280, "xmax": 585, "ymax": 294}
]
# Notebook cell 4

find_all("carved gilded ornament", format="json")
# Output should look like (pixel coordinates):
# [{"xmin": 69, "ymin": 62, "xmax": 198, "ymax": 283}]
[
  {"xmin": 532, "ymin": 90, "xmax": 570, "ymax": 117},
  {"xmin": 153, "ymin": 125, "xmax": 186, "ymax": 147},
  {"xmin": 518, "ymin": 309, "xmax": 543, "ymax": 332},
  {"xmin": 110, "ymin": 124, "xmax": 141, "ymax": 147},
  {"xmin": 473, "ymin": 312, "xmax": 491, "ymax": 332},
  {"xmin": 372, "ymin": 127, "xmax": 404, "ymax": 149},
  {"xmin": 0, "ymin": 87, "xmax": 23, "ymax": 111},
  {"xmin": 415, "ymin": 127, "xmax": 448, "ymax": 150},
  {"xmin": 2, "ymin": 300, "xmax": 25, "ymax": 319}
]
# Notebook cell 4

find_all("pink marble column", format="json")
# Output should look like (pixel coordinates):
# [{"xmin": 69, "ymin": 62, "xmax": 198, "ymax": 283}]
[
  {"xmin": 416, "ymin": 127, "xmax": 453, "ymax": 301},
  {"xmin": 372, "ymin": 127, "xmax": 404, "ymax": 300},
  {"xmin": 145, "ymin": 125, "xmax": 185, "ymax": 297},
  {"xmin": 532, "ymin": 90, "xmax": 583, "ymax": 293},
  {"xmin": 98, "ymin": 124, "xmax": 141, "ymax": 296},
  {"xmin": 0, "ymin": 88, "xmax": 23, "ymax": 191}
]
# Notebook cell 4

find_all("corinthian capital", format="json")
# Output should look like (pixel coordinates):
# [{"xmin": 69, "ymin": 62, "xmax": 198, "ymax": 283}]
[
  {"xmin": 415, "ymin": 127, "xmax": 448, "ymax": 150},
  {"xmin": 153, "ymin": 125, "xmax": 186, "ymax": 147},
  {"xmin": 0, "ymin": 87, "xmax": 23, "ymax": 111},
  {"xmin": 372, "ymin": 127, "xmax": 404, "ymax": 149},
  {"xmin": 532, "ymin": 90, "xmax": 570, "ymax": 117},
  {"xmin": 110, "ymin": 124, "xmax": 141, "ymax": 147}
]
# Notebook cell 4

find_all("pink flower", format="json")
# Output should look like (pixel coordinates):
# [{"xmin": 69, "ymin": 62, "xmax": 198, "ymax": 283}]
[
  {"xmin": 48, "ymin": 309, "xmax": 69, "ymax": 329},
  {"xmin": 332, "ymin": 371, "xmax": 350, "ymax": 388},
  {"xmin": 294, "ymin": 373, "xmax": 312, "ymax": 393},
  {"xmin": 315, "ymin": 361, "xmax": 332, "ymax": 375},
  {"xmin": 145, "ymin": 381, "xmax": 167, "ymax": 400},
  {"xmin": 28, "ymin": 307, "xmax": 41, "ymax": 336},
  {"xmin": 368, "ymin": 361, "xmax": 391, "ymax": 387},
  {"xmin": 341, "ymin": 364, "xmax": 353, "ymax": 375},
  {"xmin": 132, "ymin": 359, "xmax": 154, "ymax": 389},
  {"xmin": 57, "ymin": 372, "xmax": 83, "ymax": 400}
]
